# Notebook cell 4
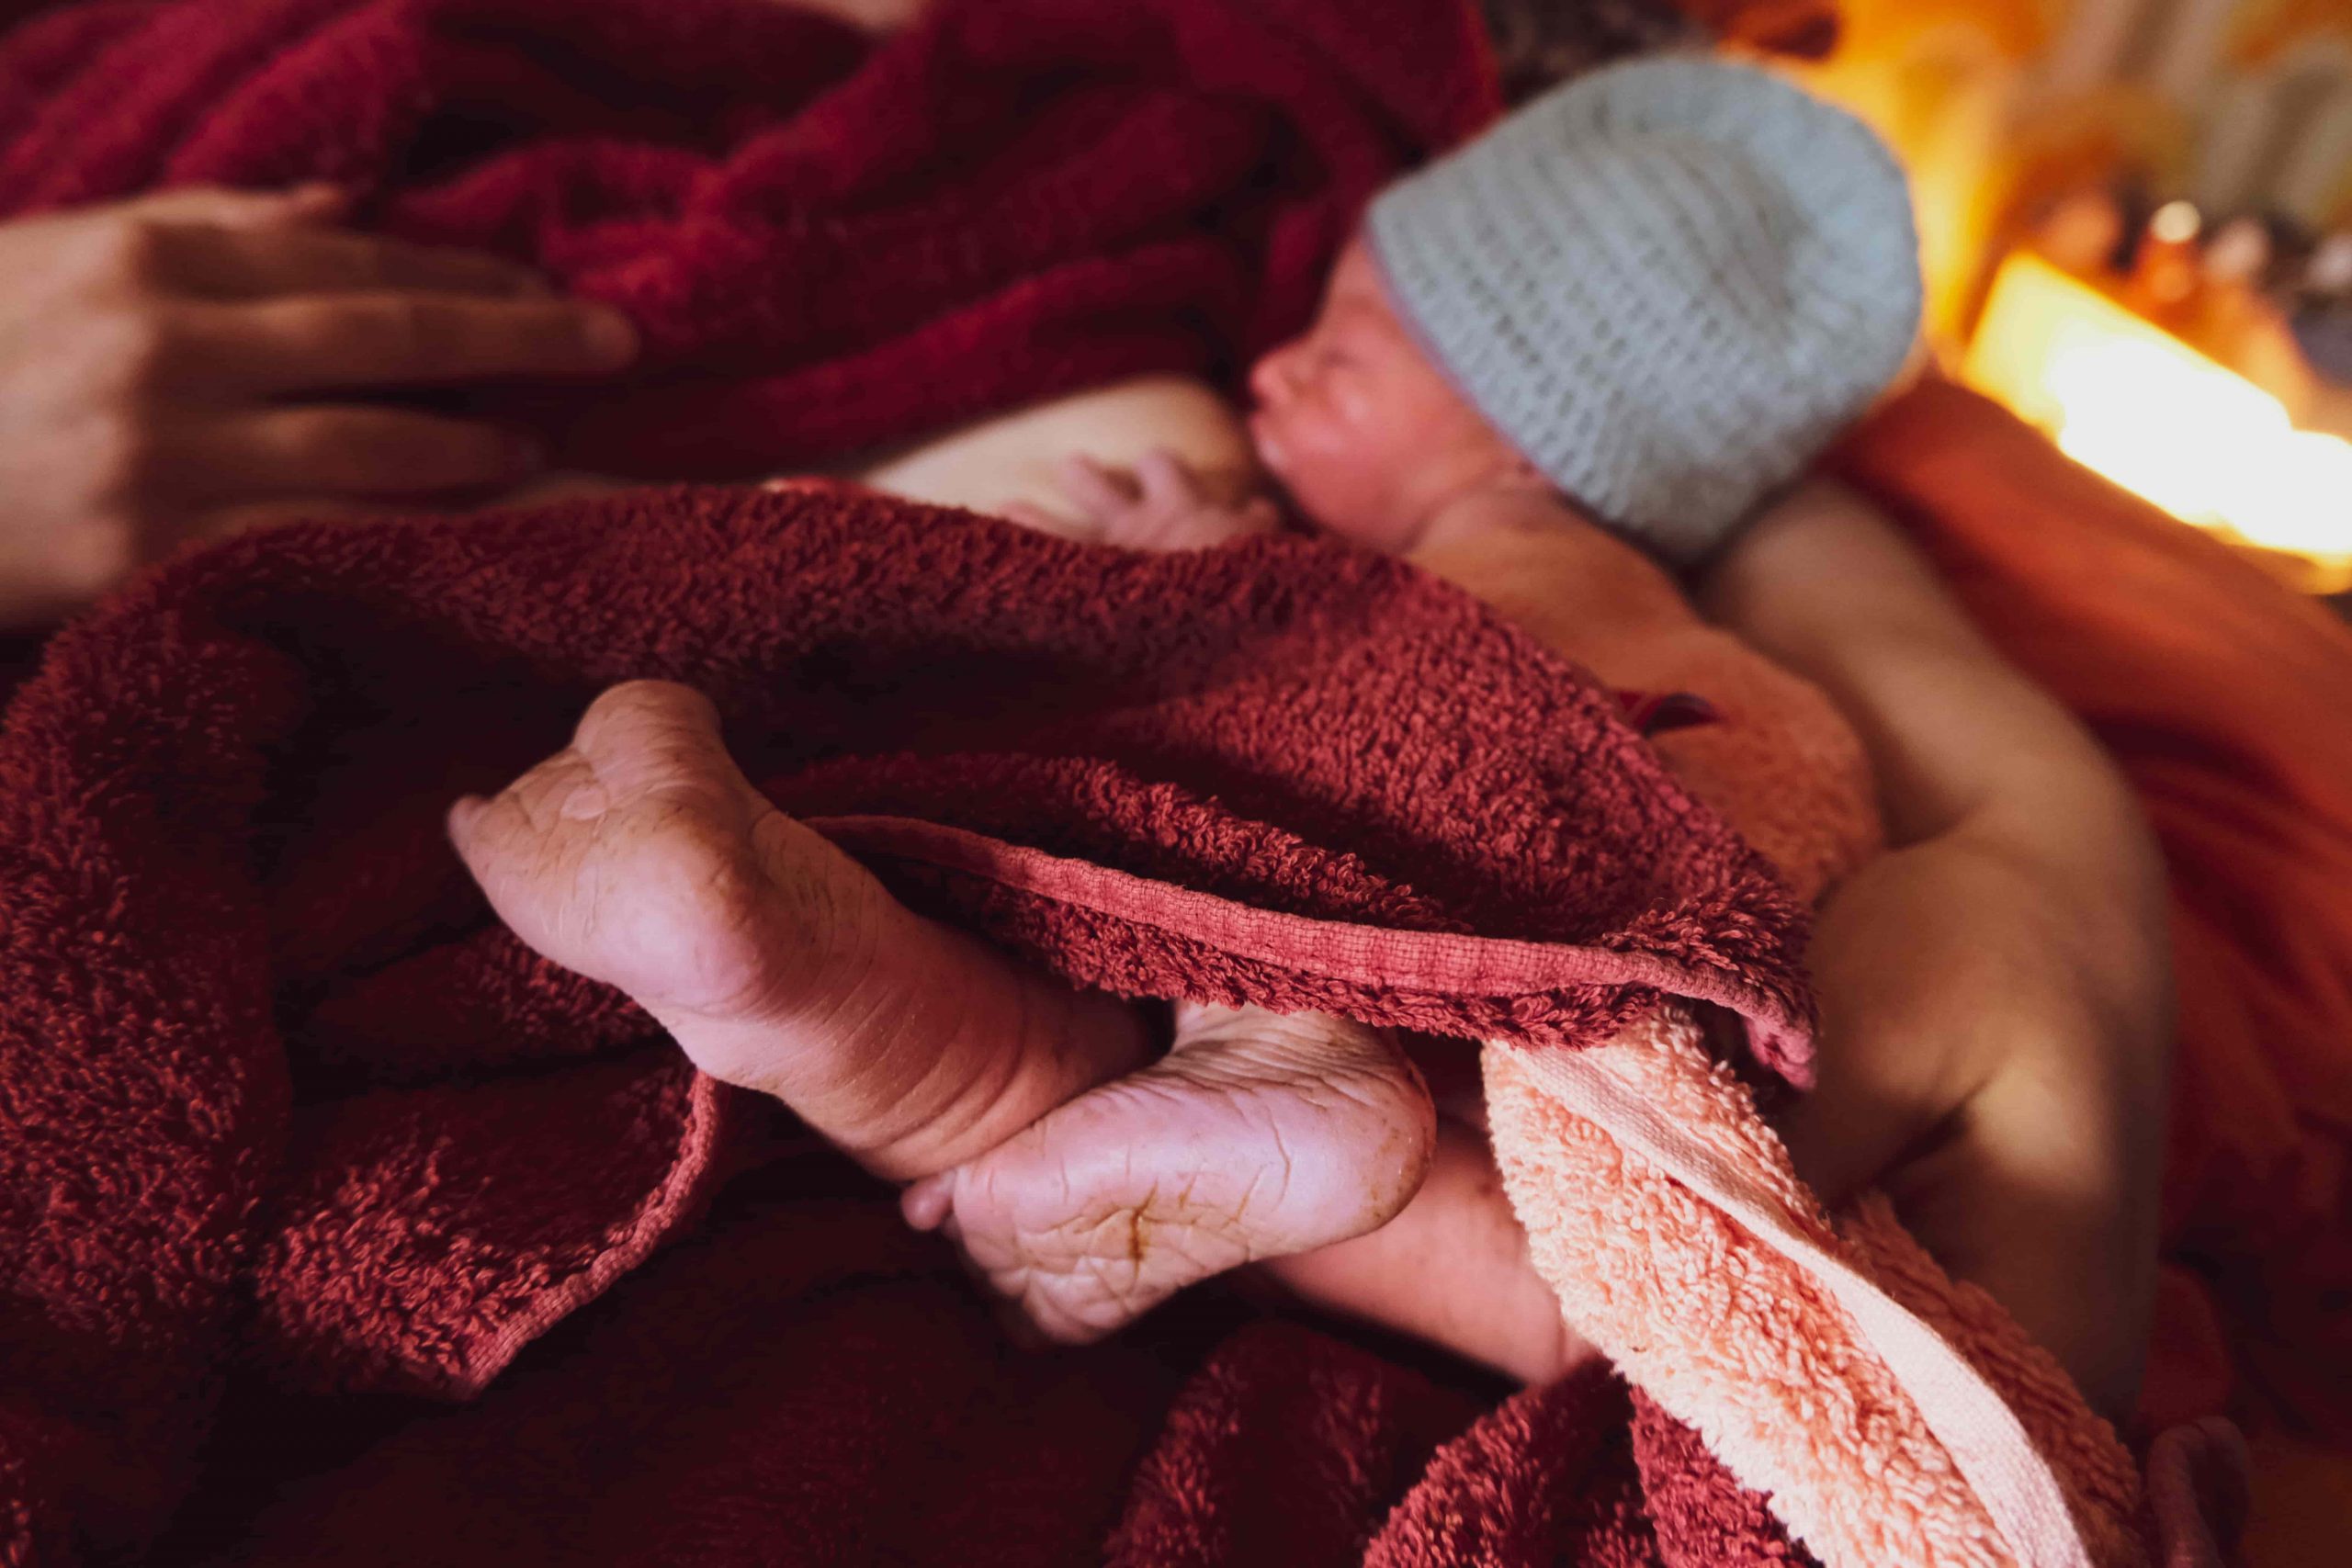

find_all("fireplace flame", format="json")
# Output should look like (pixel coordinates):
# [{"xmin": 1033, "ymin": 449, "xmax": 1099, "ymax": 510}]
[{"xmin": 1962, "ymin": 254, "xmax": 2352, "ymax": 592}]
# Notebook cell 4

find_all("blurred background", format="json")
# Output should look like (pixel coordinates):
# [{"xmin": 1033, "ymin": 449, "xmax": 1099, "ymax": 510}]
[
  {"xmin": 1798, "ymin": 0, "xmax": 2352, "ymax": 596},
  {"xmin": 6, "ymin": 0, "xmax": 2343, "ymax": 592}
]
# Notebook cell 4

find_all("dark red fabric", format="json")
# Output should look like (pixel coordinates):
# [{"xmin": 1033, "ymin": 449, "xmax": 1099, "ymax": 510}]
[
  {"xmin": 0, "ymin": 484, "xmax": 1816, "ymax": 1564},
  {"xmin": 0, "ymin": 6, "xmax": 1838, "ymax": 1561},
  {"xmin": 0, "ymin": 0, "xmax": 1498, "ymax": 476}
]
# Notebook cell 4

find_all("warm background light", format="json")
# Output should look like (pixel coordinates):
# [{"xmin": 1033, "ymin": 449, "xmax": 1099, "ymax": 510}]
[
  {"xmin": 1798, "ymin": 0, "xmax": 2350, "ymax": 595},
  {"xmin": 1965, "ymin": 253, "xmax": 2352, "ymax": 592}
]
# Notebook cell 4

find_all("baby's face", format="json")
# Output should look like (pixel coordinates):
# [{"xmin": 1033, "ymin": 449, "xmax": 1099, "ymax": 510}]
[{"xmin": 1248, "ymin": 238, "xmax": 1531, "ymax": 553}]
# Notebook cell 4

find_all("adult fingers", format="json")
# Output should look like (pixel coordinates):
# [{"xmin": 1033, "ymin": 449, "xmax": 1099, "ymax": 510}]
[
  {"xmin": 187, "ymin": 496, "xmax": 389, "ymax": 541},
  {"xmin": 165, "ymin": 291, "xmax": 639, "ymax": 394},
  {"xmin": 998, "ymin": 501, "xmax": 1098, "ymax": 542},
  {"xmin": 157, "ymin": 221, "xmax": 547, "ymax": 300},
  {"xmin": 482, "ymin": 470, "xmax": 633, "ymax": 508},
  {"xmin": 120, "ymin": 181, "xmax": 346, "ymax": 230},
  {"xmin": 164, "ymin": 406, "xmax": 543, "ymax": 502}
]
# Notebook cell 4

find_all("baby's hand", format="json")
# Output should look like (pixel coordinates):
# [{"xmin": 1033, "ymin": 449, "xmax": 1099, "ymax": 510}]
[{"xmin": 1004, "ymin": 450, "xmax": 1282, "ymax": 551}]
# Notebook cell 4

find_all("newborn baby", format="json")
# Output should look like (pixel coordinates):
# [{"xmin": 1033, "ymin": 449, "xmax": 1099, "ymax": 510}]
[{"xmin": 452, "ymin": 58, "xmax": 1920, "ymax": 1365}]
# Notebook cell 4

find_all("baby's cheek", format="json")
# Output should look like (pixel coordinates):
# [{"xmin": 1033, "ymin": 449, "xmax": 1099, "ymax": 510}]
[
  {"xmin": 1310, "ymin": 455, "xmax": 1411, "ymax": 540},
  {"xmin": 1330, "ymin": 377, "xmax": 1375, "ymax": 426},
  {"xmin": 1256, "ymin": 409, "xmax": 1407, "ymax": 549},
  {"xmin": 1304, "ymin": 502, "xmax": 1403, "ymax": 552}
]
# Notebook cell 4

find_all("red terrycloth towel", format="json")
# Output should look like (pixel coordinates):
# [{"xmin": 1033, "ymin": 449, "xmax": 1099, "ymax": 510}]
[
  {"xmin": 0, "ymin": 484, "xmax": 1829, "ymax": 1565},
  {"xmin": 0, "ymin": 0, "xmax": 1498, "ymax": 472}
]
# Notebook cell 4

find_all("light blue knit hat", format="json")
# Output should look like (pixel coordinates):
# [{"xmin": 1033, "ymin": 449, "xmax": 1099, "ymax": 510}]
[{"xmin": 1364, "ymin": 57, "xmax": 1922, "ymax": 563}]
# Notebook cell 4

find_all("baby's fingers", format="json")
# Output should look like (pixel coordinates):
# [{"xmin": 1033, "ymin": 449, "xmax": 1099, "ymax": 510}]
[
  {"xmin": 1133, "ymin": 447, "xmax": 1205, "ymax": 508},
  {"xmin": 998, "ymin": 500, "xmax": 1096, "ymax": 542},
  {"xmin": 1055, "ymin": 454, "xmax": 1140, "ymax": 522}
]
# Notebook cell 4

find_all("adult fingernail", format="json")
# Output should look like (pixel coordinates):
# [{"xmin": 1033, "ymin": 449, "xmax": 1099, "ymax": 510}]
[{"xmin": 581, "ymin": 306, "xmax": 639, "ymax": 364}]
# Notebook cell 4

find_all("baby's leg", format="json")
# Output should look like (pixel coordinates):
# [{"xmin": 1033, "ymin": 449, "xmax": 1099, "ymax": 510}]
[
  {"xmin": 1259, "ymin": 1121, "xmax": 1597, "ymax": 1384},
  {"xmin": 450, "ymin": 680, "xmax": 1155, "ymax": 1180},
  {"xmin": 917, "ymin": 1010, "xmax": 1589, "ymax": 1382},
  {"xmin": 450, "ymin": 683, "xmax": 1432, "ymax": 1242},
  {"xmin": 450, "ymin": 681, "xmax": 1448, "ymax": 1347}
]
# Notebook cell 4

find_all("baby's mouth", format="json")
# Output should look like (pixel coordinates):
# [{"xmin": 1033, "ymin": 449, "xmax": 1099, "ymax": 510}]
[
  {"xmin": 1245, "ymin": 406, "xmax": 1285, "ymax": 476},
  {"xmin": 1242, "ymin": 410, "xmax": 1310, "ymax": 523}
]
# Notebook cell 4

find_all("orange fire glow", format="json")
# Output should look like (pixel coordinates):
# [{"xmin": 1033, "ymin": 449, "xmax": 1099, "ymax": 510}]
[{"xmin": 1962, "ymin": 254, "xmax": 2352, "ymax": 593}]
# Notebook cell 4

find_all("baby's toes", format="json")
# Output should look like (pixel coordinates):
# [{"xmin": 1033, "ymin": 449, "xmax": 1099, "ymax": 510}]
[
  {"xmin": 562, "ymin": 681, "xmax": 758, "ymax": 824},
  {"xmin": 448, "ymin": 680, "xmax": 805, "ymax": 1016},
  {"xmin": 447, "ymin": 742, "xmax": 616, "ymax": 965},
  {"xmin": 917, "ymin": 1006, "xmax": 1435, "ymax": 1341}
]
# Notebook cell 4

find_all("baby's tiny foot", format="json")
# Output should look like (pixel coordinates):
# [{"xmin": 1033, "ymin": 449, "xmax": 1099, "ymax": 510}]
[
  {"xmin": 448, "ymin": 680, "xmax": 880, "ymax": 1024},
  {"xmin": 905, "ymin": 1003, "xmax": 1434, "ymax": 1342},
  {"xmin": 451, "ymin": 680, "xmax": 1149, "ymax": 1178}
]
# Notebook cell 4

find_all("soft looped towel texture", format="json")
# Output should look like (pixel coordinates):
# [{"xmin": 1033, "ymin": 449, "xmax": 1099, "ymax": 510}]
[
  {"xmin": 0, "ymin": 479, "xmax": 2213, "ymax": 1568},
  {"xmin": 0, "ymin": 0, "xmax": 1498, "ymax": 471},
  {"xmin": 0, "ymin": 485, "xmax": 1823, "ymax": 1562},
  {"xmin": 0, "ymin": 0, "xmax": 2271, "ymax": 1562}
]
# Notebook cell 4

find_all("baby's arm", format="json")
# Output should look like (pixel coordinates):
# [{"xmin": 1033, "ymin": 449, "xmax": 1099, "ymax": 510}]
[
  {"xmin": 1403, "ymin": 479, "xmax": 2171, "ymax": 1412},
  {"xmin": 1408, "ymin": 488, "xmax": 1883, "ymax": 901},
  {"xmin": 1697, "ymin": 479, "xmax": 2172, "ymax": 1418}
]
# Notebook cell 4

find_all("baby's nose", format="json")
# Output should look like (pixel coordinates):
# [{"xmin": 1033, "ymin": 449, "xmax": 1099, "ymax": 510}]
[{"xmin": 1248, "ymin": 345, "xmax": 1298, "ymax": 405}]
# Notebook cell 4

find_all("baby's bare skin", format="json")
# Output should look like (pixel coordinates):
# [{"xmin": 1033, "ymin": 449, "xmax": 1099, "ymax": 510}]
[
  {"xmin": 455, "ymin": 231, "xmax": 1765, "ymax": 1378},
  {"xmin": 450, "ymin": 679, "xmax": 1432, "ymax": 1342},
  {"xmin": 910, "ymin": 1001, "xmax": 1433, "ymax": 1343}
]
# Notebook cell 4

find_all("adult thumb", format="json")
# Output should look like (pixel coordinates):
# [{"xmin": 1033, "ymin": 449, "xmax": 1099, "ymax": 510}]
[{"xmin": 127, "ymin": 182, "xmax": 346, "ymax": 229}]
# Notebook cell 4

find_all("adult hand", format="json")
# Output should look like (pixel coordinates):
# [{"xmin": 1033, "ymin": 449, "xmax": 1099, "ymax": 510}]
[{"xmin": 0, "ymin": 184, "xmax": 640, "ymax": 628}]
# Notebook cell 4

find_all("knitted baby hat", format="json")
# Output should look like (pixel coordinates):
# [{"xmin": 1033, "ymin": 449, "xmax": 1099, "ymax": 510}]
[{"xmin": 1364, "ymin": 56, "xmax": 1922, "ymax": 563}]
